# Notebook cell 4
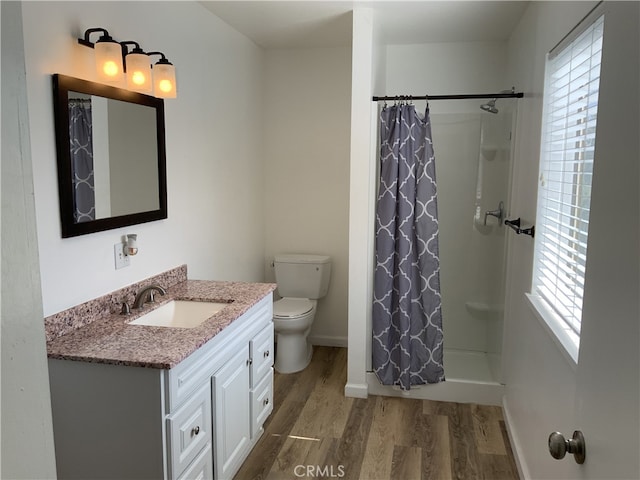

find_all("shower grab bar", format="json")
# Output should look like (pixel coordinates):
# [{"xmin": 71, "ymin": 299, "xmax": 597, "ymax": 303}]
[{"xmin": 505, "ymin": 218, "xmax": 535, "ymax": 238}]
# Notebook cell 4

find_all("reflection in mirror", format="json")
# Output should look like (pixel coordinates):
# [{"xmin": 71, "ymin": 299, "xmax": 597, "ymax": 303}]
[{"xmin": 53, "ymin": 74, "xmax": 167, "ymax": 237}]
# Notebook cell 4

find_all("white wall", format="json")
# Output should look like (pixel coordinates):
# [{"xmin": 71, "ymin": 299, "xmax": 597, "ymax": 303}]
[
  {"xmin": 23, "ymin": 1, "xmax": 265, "ymax": 316},
  {"xmin": 346, "ymin": 7, "xmax": 376, "ymax": 397},
  {"xmin": 1, "ymin": 2, "xmax": 57, "ymax": 477},
  {"xmin": 503, "ymin": 2, "xmax": 639, "ymax": 478},
  {"xmin": 262, "ymin": 46, "xmax": 351, "ymax": 345}
]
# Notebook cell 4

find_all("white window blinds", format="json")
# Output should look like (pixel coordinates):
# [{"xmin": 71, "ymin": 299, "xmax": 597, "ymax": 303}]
[{"xmin": 532, "ymin": 14, "xmax": 604, "ymax": 339}]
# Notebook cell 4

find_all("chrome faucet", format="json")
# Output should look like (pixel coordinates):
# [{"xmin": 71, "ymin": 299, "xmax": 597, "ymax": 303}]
[{"xmin": 133, "ymin": 285, "xmax": 167, "ymax": 309}]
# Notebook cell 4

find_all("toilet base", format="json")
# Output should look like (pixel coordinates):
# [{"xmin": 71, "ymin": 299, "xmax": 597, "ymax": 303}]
[{"xmin": 274, "ymin": 332, "xmax": 313, "ymax": 374}]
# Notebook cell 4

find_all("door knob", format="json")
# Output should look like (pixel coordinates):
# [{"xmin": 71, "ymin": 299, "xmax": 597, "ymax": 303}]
[{"xmin": 548, "ymin": 430, "xmax": 586, "ymax": 464}]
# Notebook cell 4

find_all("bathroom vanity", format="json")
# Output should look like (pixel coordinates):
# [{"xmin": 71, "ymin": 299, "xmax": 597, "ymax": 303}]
[{"xmin": 46, "ymin": 272, "xmax": 276, "ymax": 480}]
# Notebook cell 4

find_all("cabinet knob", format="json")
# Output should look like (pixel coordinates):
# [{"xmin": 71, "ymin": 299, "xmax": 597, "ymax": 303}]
[
  {"xmin": 246, "ymin": 358, "xmax": 253, "ymax": 366},
  {"xmin": 263, "ymin": 398, "xmax": 269, "ymax": 406},
  {"xmin": 192, "ymin": 426, "xmax": 200, "ymax": 436},
  {"xmin": 264, "ymin": 350, "xmax": 270, "ymax": 358}
]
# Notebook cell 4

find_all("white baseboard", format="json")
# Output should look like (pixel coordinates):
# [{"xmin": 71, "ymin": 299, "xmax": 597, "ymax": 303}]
[
  {"xmin": 344, "ymin": 382, "xmax": 368, "ymax": 398},
  {"xmin": 309, "ymin": 335, "xmax": 348, "ymax": 348},
  {"xmin": 502, "ymin": 396, "xmax": 529, "ymax": 480}
]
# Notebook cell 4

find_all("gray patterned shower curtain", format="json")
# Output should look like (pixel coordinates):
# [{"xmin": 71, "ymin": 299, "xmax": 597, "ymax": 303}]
[
  {"xmin": 69, "ymin": 99, "xmax": 95, "ymax": 222},
  {"xmin": 372, "ymin": 103, "xmax": 445, "ymax": 390}
]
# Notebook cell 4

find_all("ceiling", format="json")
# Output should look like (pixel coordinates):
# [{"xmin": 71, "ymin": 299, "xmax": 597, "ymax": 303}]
[{"xmin": 200, "ymin": 1, "xmax": 530, "ymax": 49}]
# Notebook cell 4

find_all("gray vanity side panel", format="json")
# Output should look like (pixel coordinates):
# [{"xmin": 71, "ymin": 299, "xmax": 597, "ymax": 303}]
[{"xmin": 48, "ymin": 359, "xmax": 165, "ymax": 479}]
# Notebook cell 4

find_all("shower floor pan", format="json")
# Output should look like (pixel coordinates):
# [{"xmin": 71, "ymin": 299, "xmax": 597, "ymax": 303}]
[{"xmin": 367, "ymin": 349, "xmax": 504, "ymax": 406}]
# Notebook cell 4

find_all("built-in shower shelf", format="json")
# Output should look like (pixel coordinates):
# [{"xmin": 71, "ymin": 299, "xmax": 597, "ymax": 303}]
[
  {"xmin": 480, "ymin": 145, "xmax": 509, "ymax": 160},
  {"xmin": 481, "ymin": 143, "xmax": 509, "ymax": 150},
  {"xmin": 465, "ymin": 301, "xmax": 503, "ymax": 318}
]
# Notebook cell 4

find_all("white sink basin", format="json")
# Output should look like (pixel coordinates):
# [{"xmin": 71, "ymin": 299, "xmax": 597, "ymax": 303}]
[{"xmin": 128, "ymin": 300, "xmax": 229, "ymax": 329}]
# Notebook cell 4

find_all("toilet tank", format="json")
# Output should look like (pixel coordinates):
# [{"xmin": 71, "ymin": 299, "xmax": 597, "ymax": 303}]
[{"xmin": 274, "ymin": 254, "xmax": 331, "ymax": 299}]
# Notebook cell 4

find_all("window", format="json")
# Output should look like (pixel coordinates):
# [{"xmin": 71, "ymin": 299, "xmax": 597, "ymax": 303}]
[{"xmin": 531, "ymin": 12, "xmax": 604, "ymax": 357}]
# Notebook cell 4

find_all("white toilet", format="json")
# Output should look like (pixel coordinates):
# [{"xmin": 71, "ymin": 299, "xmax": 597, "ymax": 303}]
[{"xmin": 273, "ymin": 254, "xmax": 331, "ymax": 373}]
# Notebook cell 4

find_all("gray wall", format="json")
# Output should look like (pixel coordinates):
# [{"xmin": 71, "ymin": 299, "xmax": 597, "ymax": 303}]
[{"xmin": 1, "ymin": 2, "xmax": 57, "ymax": 477}]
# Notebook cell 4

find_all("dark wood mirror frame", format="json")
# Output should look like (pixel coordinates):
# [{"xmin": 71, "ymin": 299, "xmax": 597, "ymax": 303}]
[{"xmin": 52, "ymin": 74, "xmax": 167, "ymax": 237}]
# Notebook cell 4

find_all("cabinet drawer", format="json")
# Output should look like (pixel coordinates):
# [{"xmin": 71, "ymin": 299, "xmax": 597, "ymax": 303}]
[
  {"xmin": 250, "ymin": 368, "xmax": 273, "ymax": 438},
  {"xmin": 177, "ymin": 443, "xmax": 213, "ymax": 480},
  {"xmin": 167, "ymin": 382, "xmax": 212, "ymax": 479},
  {"xmin": 250, "ymin": 323, "xmax": 274, "ymax": 388}
]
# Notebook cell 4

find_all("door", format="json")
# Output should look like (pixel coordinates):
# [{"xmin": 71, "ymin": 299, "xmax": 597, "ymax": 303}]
[
  {"xmin": 212, "ymin": 347, "xmax": 251, "ymax": 480},
  {"xmin": 502, "ymin": 2, "xmax": 639, "ymax": 478},
  {"xmin": 569, "ymin": 2, "xmax": 639, "ymax": 477}
]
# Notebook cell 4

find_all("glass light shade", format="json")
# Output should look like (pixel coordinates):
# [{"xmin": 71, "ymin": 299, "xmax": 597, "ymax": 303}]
[
  {"xmin": 94, "ymin": 40, "xmax": 124, "ymax": 83},
  {"xmin": 153, "ymin": 63, "xmax": 177, "ymax": 99},
  {"xmin": 125, "ymin": 53, "xmax": 152, "ymax": 93}
]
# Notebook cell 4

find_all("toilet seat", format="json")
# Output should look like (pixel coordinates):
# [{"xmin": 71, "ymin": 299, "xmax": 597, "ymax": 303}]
[{"xmin": 274, "ymin": 298, "xmax": 313, "ymax": 319}]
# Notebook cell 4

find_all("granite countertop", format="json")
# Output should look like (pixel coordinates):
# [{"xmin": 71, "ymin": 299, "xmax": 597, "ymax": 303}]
[{"xmin": 46, "ymin": 280, "xmax": 276, "ymax": 369}]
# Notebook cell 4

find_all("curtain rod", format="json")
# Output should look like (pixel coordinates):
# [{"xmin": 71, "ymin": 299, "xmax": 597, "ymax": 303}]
[{"xmin": 372, "ymin": 92, "xmax": 524, "ymax": 101}]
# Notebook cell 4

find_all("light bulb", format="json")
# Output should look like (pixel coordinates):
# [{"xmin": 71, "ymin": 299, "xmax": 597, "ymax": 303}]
[
  {"xmin": 132, "ymin": 71, "xmax": 146, "ymax": 85},
  {"xmin": 102, "ymin": 60, "xmax": 120, "ymax": 78},
  {"xmin": 159, "ymin": 79, "xmax": 173, "ymax": 93}
]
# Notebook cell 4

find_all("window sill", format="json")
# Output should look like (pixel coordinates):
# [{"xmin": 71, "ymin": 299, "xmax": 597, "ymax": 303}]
[{"xmin": 525, "ymin": 293, "xmax": 579, "ymax": 370}]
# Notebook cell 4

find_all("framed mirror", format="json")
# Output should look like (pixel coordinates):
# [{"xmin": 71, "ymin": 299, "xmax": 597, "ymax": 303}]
[{"xmin": 52, "ymin": 74, "xmax": 167, "ymax": 237}]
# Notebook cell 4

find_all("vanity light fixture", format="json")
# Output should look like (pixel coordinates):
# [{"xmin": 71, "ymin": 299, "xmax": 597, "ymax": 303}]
[
  {"xmin": 121, "ymin": 41, "xmax": 152, "ymax": 93},
  {"xmin": 125, "ymin": 234, "xmax": 138, "ymax": 256},
  {"xmin": 147, "ymin": 52, "xmax": 177, "ymax": 99},
  {"xmin": 78, "ymin": 28, "xmax": 124, "ymax": 83},
  {"xmin": 78, "ymin": 27, "xmax": 177, "ymax": 99}
]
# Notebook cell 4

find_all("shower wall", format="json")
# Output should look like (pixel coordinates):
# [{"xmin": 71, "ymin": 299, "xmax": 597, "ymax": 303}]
[
  {"xmin": 432, "ymin": 111, "xmax": 513, "ymax": 377},
  {"xmin": 384, "ymin": 42, "xmax": 508, "ymax": 115},
  {"xmin": 431, "ymin": 114, "xmax": 487, "ymax": 352},
  {"xmin": 382, "ymin": 41, "xmax": 511, "ymax": 377}
]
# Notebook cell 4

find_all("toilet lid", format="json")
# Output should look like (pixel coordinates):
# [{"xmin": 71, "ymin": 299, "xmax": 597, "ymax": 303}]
[{"xmin": 274, "ymin": 298, "xmax": 313, "ymax": 318}]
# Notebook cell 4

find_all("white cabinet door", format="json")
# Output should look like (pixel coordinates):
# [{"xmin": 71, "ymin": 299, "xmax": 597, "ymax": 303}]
[{"xmin": 212, "ymin": 347, "xmax": 251, "ymax": 480}]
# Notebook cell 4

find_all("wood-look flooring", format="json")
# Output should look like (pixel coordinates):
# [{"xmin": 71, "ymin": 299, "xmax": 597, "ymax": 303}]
[{"xmin": 235, "ymin": 347, "xmax": 519, "ymax": 480}]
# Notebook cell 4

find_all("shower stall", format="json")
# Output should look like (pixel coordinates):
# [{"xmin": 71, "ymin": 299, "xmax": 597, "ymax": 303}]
[{"xmin": 367, "ymin": 95, "xmax": 518, "ymax": 405}]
